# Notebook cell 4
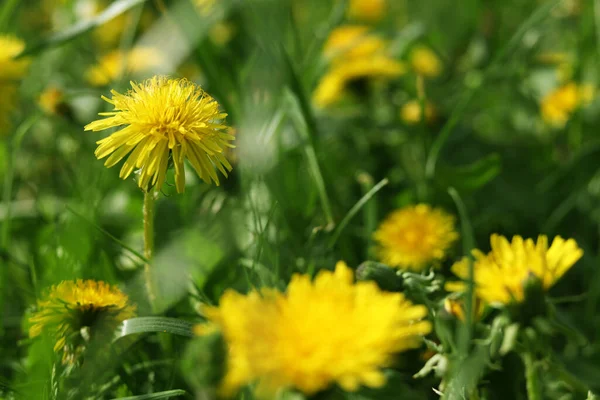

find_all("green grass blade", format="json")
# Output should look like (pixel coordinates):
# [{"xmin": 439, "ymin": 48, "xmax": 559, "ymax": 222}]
[
  {"xmin": 19, "ymin": 0, "xmax": 150, "ymax": 57},
  {"xmin": 109, "ymin": 389, "xmax": 186, "ymax": 400},
  {"xmin": 328, "ymin": 178, "xmax": 389, "ymax": 248},
  {"xmin": 116, "ymin": 317, "xmax": 195, "ymax": 340},
  {"xmin": 425, "ymin": 0, "xmax": 561, "ymax": 179},
  {"xmin": 448, "ymin": 187, "xmax": 476, "ymax": 352}
]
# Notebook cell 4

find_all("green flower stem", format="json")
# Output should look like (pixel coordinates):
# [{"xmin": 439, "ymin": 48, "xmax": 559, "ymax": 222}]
[
  {"xmin": 523, "ymin": 352, "xmax": 542, "ymax": 400},
  {"xmin": 143, "ymin": 189, "xmax": 156, "ymax": 307}
]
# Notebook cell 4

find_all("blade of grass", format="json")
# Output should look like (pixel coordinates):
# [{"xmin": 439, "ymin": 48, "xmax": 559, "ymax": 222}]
[
  {"xmin": 66, "ymin": 205, "xmax": 147, "ymax": 263},
  {"xmin": 285, "ymin": 90, "xmax": 334, "ymax": 228},
  {"xmin": 328, "ymin": 178, "xmax": 389, "ymax": 248},
  {"xmin": 448, "ymin": 187, "xmax": 476, "ymax": 352},
  {"xmin": 0, "ymin": 0, "xmax": 19, "ymax": 31},
  {"xmin": 115, "ymin": 317, "xmax": 195, "ymax": 340},
  {"xmin": 109, "ymin": 389, "xmax": 186, "ymax": 400},
  {"xmin": 425, "ymin": 0, "xmax": 561, "ymax": 179},
  {"xmin": 0, "ymin": 114, "xmax": 39, "ymax": 338},
  {"xmin": 19, "ymin": 0, "xmax": 150, "ymax": 57}
]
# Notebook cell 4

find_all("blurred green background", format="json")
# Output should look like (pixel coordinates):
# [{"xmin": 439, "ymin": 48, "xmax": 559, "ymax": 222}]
[{"xmin": 2, "ymin": 0, "xmax": 600, "ymax": 399}]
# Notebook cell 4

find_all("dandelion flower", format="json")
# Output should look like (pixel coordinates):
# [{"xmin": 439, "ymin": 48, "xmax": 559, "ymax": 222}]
[
  {"xmin": 314, "ymin": 26, "xmax": 404, "ymax": 108},
  {"xmin": 196, "ymin": 261, "xmax": 431, "ymax": 396},
  {"xmin": 86, "ymin": 47, "xmax": 165, "ymax": 87},
  {"xmin": 85, "ymin": 76, "xmax": 234, "ymax": 193},
  {"xmin": 347, "ymin": 0, "xmax": 387, "ymax": 22},
  {"xmin": 323, "ymin": 26, "xmax": 387, "ymax": 61},
  {"xmin": 29, "ymin": 280, "xmax": 135, "ymax": 361},
  {"xmin": 448, "ymin": 234, "xmax": 583, "ymax": 306},
  {"xmin": 0, "ymin": 35, "xmax": 29, "ymax": 81},
  {"xmin": 400, "ymin": 100, "xmax": 436, "ymax": 125},
  {"xmin": 0, "ymin": 35, "xmax": 30, "ymax": 135},
  {"xmin": 374, "ymin": 204, "xmax": 459, "ymax": 271},
  {"xmin": 541, "ymin": 82, "xmax": 595, "ymax": 127},
  {"xmin": 313, "ymin": 56, "xmax": 405, "ymax": 108},
  {"xmin": 39, "ymin": 86, "xmax": 68, "ymax": 116},
  {"xmin": 410, "ymin": 46, "xmax": 442, "ymax": 78}
]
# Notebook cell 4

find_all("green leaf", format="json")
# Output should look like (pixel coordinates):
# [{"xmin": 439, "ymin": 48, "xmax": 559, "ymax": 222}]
[
  {"xmin": 19, "ymin": 0, "xmax": 150, "ymax": 57},
  {"xmin": 109, "ymin": 389, "xmax": 186, "ymax": 400},
  {"xmin": 115, "ymin": 317, "xmax": 195, "ymax": 340},
  {"xmin": 437, "ymin": 154, "xmax": 502, "ymax": 191}
]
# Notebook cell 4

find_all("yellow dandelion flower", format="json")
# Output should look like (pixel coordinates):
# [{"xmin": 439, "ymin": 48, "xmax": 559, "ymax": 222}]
[
  {"xmin": 347, "ymin": 0, "xmax": 387, "ymax": 22},
  {"xmin": 410, "ymin": 46, "xmax": 442, "ymax": 78},
  {"xmin": 541, "ymin": 82, "xmax": 593, "ymax": 127},
  {"xmin": 29, "ymin": 280, "xmax": 135, "ymax": 360},
  {"xmin": 39, "ymin": 86, "xmax": 67, "ymax": 116},
  {"xmin": 400, "ymin": 99, "xmax": 436, "ymax": 125},
  {"xmin": 85, "ymin": 76, "xmax": 234, "ymax": 193},
  {"xmin": 196, "ymin": 261, "xmax": 431, "ymax": 396},
  {"xmin": 448, "ymin": 234, "xmax": 583, "ymax": 306},
  {"xmin": 86, "ymin": 47, "xmax": 165, "ymax": 87},
  {"xmin": 313, "ymin": 57, "xmax": 405, "ymax": 108},
  {"xmin": 373, "ymin": 204, "xmax": 459, "ymax": 271},
  {"xmin": 0, "ymin": 35, "xmax": 29, "ymax": 81},
  {"xmin": 323, "ymin": 25, "xmax": 387, "ymax": 62}
]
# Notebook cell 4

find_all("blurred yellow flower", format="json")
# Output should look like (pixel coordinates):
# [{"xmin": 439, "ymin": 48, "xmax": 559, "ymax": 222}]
[
  {"xmin": 374, "ymin": 204, "xmax": 458, "ymax": 271},
  {"xmin": 443, "ymin": 296, "xmax": 484, "ymax": 322},
  {"xmin": 209, "ymin": 22, "xmax": 236, "ymax": 46},
  {"xmin": 0, "ymin": 35, "xmax": 30, "ymax": 135},
  {"xmin": 86, "ymin": 47, "xmax": 165, "ymax": 87},
  {"xmin": 196, "ymin": 261, "xmax": 431, "ymax": 396},
  {"xmin": 541, "ymin": 82, "xmax": 594, "ymax": 127},
  {"xmin": 29, "ymin": 280, "xmax": 135, "ymax": 362},
  {"xmin": 448, "ymin": 234, "xmax": 583, "ymax": 306},
  {"xmin": 314, "ymin": 25, "xmax": 404, "ymax": 108},
  {"xmin": 410, "ymin": 46, "xmax": 442, "ymax": 78},
  {"xmin": 85, "ymin": 76, "xmax": 234, "ymax": 193},
  {"xmin": 323, "ymin": 26, "xmax": 387, "ymax": 61},
  {"xmin": 400, "ymin": 100, "xmax": 436, "ymax": 125},
  {"xmin": 39, "ymin": 87, "xmax": 67, "ymax": 116},
  {"xmin": 347, "ymin": 0, "xmax": 387, "ymax": 22},
  {"xmin": 0, "ymin": 35, "xmax": 29, "ymax": 81}
]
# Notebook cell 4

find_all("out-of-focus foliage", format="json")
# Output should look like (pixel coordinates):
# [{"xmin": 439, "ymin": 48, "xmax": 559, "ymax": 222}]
[{"xmin": 1, "ymin": 0, "xmax": 600, "ymax": 399}]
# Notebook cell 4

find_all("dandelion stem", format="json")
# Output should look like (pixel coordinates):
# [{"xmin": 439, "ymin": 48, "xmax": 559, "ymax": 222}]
[
  {"xmin": 143, "ymin": 189, "xmax": 156, "ymax": 307},
  {"xmin": 523, "ymin": 352, "xmax": 542, "ymax": 400}
]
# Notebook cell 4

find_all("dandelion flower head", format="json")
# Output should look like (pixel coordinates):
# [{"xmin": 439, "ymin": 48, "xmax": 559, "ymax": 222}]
[
  {"xmin": 29, "ymin": 280, "xmax": 136, "ymax": 357},
  {"xmin": 374, "ymin": 204, "xmax": 458, "ymax": 271},
  {"xmin": 0, "ymin": 35, "xmax": 29, "ymax": 81},
  {"xmin": 541, "ymin": 82, "xmax": 594, "ymax": 127},
  {"xmin": 85, "ymin": 76, "xmax": 234, "ymax": 193},
  {"xmin": 400, "ymin": 100, "xmax": 436, "ymax": 125},
  {"xmin": 323, "ymin": 26, "xmax": 387, "ymax": 62},
  {"xmin": 409, "ymin": 46, "xmax": 442, "ymax": 78},
  {"xmin": 195, "ymin": 261, "xmax": 431, "ymax": 396},
  {"xmin": 448, "ymin": 234, "xmax": 583, "ymax": 306}
]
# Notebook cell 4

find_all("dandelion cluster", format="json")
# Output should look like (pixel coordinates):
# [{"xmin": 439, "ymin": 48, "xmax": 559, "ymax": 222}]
[{"xmin": 196, "ymin": 261, "xmax": 431, "ymax": 396}]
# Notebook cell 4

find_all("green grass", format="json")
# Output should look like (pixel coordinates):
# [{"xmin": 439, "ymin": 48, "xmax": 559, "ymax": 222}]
[{"xmin": 2, "ymin": 0, "xmax": 600, "ymax": 399}]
